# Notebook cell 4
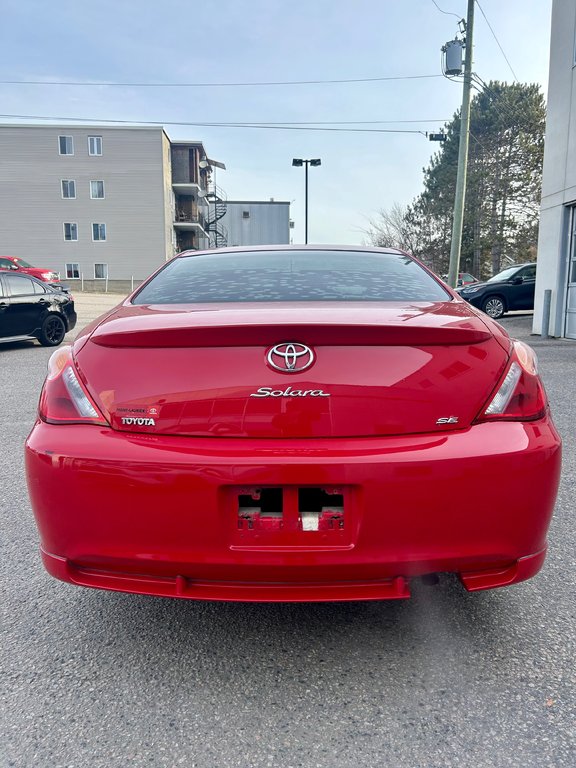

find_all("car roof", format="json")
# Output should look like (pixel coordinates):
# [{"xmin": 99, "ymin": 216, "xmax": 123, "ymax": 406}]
[
  {"xmin": 0, "ymin": 270, "xmax": 48, "ymax": 285},
  {"xmin": 177, "ymin": 244, "xmax": 408, "ymax": 258}
]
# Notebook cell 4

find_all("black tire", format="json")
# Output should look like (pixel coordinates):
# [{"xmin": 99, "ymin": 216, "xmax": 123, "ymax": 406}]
[
  {"xmin": 481, "ymin": 295, "xmax": 506, "ymax": 320},
  {"xmin": 38, "ymin": 314, "xmax": 67, "ymax": 346}
]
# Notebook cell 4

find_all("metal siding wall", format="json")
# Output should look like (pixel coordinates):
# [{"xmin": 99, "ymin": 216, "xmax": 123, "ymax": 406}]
[
  {"xmin": 161, "ymin": 133, "xmax": 176, "ymax": 260},
  {"xmin": 223, "ymin": 202, "xmax": 290, "ymax": 246},
  {"xmin": 533, "ymin": 0, "xmax": 576, "ymax": 335},
  {"xmin": 0, "ymin": 126, "xmax": 167, "ymax": 281}
]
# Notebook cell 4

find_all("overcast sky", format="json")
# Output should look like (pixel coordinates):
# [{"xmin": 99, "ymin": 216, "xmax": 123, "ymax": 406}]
[{"xmin": 0, "ymin": 0, "xmax": 552, "ymax": 244}]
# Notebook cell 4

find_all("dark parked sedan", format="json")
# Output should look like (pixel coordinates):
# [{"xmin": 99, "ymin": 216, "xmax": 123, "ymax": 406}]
[
  {"xmin": 0, "ymin": 272, "xmax": 76, "ymax": 346},
  {"xmin": 457, "ymin": 263, "xmax": 536, "ymax": 319}
]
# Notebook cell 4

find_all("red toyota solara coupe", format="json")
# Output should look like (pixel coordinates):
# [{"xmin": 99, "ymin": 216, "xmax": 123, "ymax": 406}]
[{"xmin": 25, "ymin": 246, "xmax": 561, "ymax": 602}]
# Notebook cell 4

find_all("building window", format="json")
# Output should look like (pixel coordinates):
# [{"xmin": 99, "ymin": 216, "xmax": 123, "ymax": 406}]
[
  {"xmin": 90, "ymin": 180, "xmax": 105, "ymax": 199},
  {"xmin": 94, "ymin": 263, "xmax": 108, "ymax": 279},
  {"xmin": 61, "ymin": 180, "xmax": 76, "ymax": 199},
  {"xmin": 92, "ymin": 223, "xmax": 107, "ymax": 241},
  {"xmin": 65, "ymin": 263, "xmax": 80, "ymax": 279},
  {"xmin": 59, "ymin": 136, "xmax": 74, "ymax": 155},
  {"xmin": 242, "ymin": 210, "xmax": 250, "ymax": 219},
  {"xmin": 63, "ymin": 223, "xmax": 78, "ymax": 241},
  {"xmin": 88, "ymin": 136, "xmax": 103, "ymax": 156}
]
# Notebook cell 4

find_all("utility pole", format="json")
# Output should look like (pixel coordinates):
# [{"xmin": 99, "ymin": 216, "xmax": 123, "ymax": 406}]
[{"xmin": 447, "ymin": 0, "xmax": 474, "ymax": 288}]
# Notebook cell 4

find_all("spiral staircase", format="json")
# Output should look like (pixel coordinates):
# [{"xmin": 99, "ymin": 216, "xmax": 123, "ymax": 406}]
[{"xmin": 205, "ymin": 184, "xmax": 228, "ymax": 248}]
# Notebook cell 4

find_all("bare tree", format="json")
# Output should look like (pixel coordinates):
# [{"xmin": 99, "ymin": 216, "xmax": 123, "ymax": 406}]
[{"xmin": 364, "ymin": 203, "xmax": 418, "ymax": 253}]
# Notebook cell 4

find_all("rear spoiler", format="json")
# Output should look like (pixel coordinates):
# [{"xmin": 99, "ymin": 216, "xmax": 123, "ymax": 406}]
[{"xmin": 90, "ymin": 323, "xmax": 492, "ymax": 348}]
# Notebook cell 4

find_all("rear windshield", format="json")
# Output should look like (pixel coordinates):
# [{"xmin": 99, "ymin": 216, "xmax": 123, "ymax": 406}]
[{"xmin": 132, "ymin": 250, "xmax": 450, "ymax": 304}]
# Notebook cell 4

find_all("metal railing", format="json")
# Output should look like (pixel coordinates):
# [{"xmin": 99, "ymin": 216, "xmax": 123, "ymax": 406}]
[
  {"xmin": 174, "ymin": 210, "xmax": 207, "ymax": 230},
  {"xmin": 205, "ymin": 184, "xmax": 228, "ymax": 248}
]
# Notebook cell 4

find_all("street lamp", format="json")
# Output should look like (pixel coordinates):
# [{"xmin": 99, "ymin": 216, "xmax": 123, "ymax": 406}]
[{"xmin": 292, "ymin": 158, "xmax": 321, "ymax": 244}]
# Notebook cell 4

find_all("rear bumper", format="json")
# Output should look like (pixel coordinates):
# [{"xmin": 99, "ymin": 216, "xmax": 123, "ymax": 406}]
[
  {"xmin": 66, "ymin": 309, "xmax": 77, "ymax": 332},
  {"xmin": 26, "ymin": 419, "xmax": 561, "ymax": 602},
  {"xmin": 40, "ymin": 547, "xmax": 547, "ymax": 602}
]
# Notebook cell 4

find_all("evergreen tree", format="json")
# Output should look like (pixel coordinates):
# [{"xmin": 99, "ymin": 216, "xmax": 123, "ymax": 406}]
[{"xmin": 367, "ymin": 82, "xmax": 546, "ymax": 279}]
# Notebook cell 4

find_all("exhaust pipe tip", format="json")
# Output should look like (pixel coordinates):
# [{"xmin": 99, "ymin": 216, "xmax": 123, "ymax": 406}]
[{"xmin": 418, "ymin": 573, "xmax": 440, "ymax": 586}]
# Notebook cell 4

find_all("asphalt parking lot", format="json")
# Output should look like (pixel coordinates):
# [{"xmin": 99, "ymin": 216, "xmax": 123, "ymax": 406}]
[{"xmin": 1, "ymin": 297, "xmax": 575, "ymax": 768}]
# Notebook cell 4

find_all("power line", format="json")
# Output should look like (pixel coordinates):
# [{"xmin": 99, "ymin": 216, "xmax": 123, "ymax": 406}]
[
  {"xmin": 0, "ymin": 113, "xmax": 429, "ymax": 134},
  {"xmin": 471, "ymin": 74, "xmax": 532, "ymax": 126},
  {"xmin": 224, "ymin": 119, "xmax": 450, "ymax": 125},
  {"xmin": 0, "ymin": 74, "xmax": 444, "ymax": 88},
  {"xmin": 430, "ymin": 0, "xmax": 462, "ymax": 20},
  {"xmin": 475, "ymin": 1, "xmax": 519, "ymax": 82},
  {"xmin": 471, "ymin": 78, "xmax": 524, "ymax": 129}
]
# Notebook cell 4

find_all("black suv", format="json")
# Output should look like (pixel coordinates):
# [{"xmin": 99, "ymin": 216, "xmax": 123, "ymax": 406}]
[
  {"xmin": 0, "ymin": 272, "xmax": 77, "ymax": 346},
  {"xmin": 456, "ymin": 263, "xmax": 536, "ymax": 320}
]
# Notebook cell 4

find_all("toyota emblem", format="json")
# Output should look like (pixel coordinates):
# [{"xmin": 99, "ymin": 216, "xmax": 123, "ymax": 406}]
[{"xmin": 267, "ymin": 343, "xmax": 315, "ymax": 373}]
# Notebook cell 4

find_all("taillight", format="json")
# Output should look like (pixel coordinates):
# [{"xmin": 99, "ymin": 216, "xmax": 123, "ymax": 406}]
[
  {"xmin": 39, "ymin": 346, "xmax": 108, "ymax": 425},
  {"xmin": 477, "ymin": 340, "xmax": 547, "ymax": 422}
]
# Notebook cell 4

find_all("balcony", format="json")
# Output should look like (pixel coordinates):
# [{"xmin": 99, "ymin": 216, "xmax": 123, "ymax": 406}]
[
  {"xmin": 175, "ymin": 229, "xmax": 203, "ymax": 253},
  {"xmin": 173, "ymin": 210, "xmax": 208, "ymax": 234},
  {"xmin": 172, "ymin": 181, "xmax": 205, "ymax": 197}
]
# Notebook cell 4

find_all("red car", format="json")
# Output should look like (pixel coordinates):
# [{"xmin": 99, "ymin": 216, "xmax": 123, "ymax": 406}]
[
  {"xmin": 441, "ymin": 271, "xmax": 479, "ymax": 286},
  {"xmin": 0, "ymin": 255, "xmax": 59, "ymax": 283},
  {"xmin": 26, "ymin": 246, "xmax": 561, "ymax": 602}
]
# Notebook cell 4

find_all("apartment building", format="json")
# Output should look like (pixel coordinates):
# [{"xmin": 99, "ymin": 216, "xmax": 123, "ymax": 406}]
[
  {"xmin": 534, "ymin": 0, "xmax": 576, "ymax": 338},
  {"xmin": 0, "ymin": 125, "xmax": 216, "ymax": 291}
]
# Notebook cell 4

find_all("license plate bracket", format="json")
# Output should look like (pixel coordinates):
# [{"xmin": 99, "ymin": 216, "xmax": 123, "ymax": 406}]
[{"xmin": 231, "ymin": 485, "xmax": 352, "ymax": 546}]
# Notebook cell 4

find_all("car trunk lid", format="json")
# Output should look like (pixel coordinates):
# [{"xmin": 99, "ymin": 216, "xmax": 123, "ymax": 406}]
[{"xmin": 74, "ymin": 302, "xmax": 510, "ymax": 438}]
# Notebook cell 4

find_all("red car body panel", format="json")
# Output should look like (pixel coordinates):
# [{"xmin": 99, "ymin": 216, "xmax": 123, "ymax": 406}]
[
  {"xmin": 73, "ymin": 301, "xmax": 510, "ymax": 440},
  {"xmin": 26, "ymin": 419, "xmax": 561, "ymax": 601},
  {"xmin": 25, "ymin": 246, "xmax": 562, "ymax": 601}
]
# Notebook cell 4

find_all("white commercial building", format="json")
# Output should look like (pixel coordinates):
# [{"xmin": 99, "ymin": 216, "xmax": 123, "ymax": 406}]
[
  {"xmin": 221, "ymin": 201, "xmax": 291, "ymax": 247},
  {"xmin": 534, "ymin": 0, "xmax": 576, "ymax": 338}
]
